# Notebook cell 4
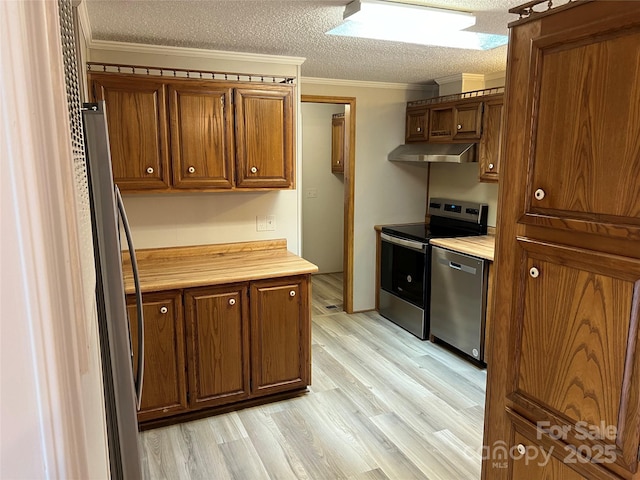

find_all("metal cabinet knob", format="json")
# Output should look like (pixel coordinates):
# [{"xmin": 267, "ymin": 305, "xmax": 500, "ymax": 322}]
[
  {"xmin": 516, "ymin": 444, "xmax": 526, "ymax": 455},
  {"xmin": 289, "ymin": 290, "xmax": 296, "ymax": 297},
  {"xmin": 146, "ymin": 167, "xmax": 154, "ymax": 174},
  {"xmin": 457, "ymin": 124, "xmax": 462, "ymax": 130},
  {"xmin": 188, "ymin": 166, "xmax": 196, "ymax": 174},
  {"xmin": 529, "ymin": 267, "xmax": 540, "ymax": 278},
  {"xmin": 488, "ymin": 163, "xmax": 494, "ymax": 170},
  {"xmin": 250, "ymin": 166, "xmax": 258, "ymax": 174},
  {"xmin": 534, "ymin": 188, "xmax": 545, "ymax": 200},
  {"xmin": 228, "ymin": 298, "xmax": 236, "ymax": 306},
  {"xmin": 160, "ymin": 306, "xmax": 168, "ymax": 314}
]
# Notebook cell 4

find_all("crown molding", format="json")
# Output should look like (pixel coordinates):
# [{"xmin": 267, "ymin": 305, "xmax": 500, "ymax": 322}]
[
  {"xmin": 301, "ymin": 76, "xmax": 434, "ymax": 91},
  {"xmin": 484, "ymin": 70, "xmax": 506, "ymax": 83},
  {"xmin": 88, "ymin": 39, "xmax": 306, "ymax": 66},
  {"xmin": 76, "ymin": 0, "xmax": 92, "ymax": 44},
  {"xmin": 434, "ymin": 72, "xmax": 486, "ymax": 86}
]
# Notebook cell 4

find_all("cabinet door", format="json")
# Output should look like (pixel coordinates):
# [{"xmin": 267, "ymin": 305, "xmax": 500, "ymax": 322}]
[
  {"xmin": 250, "ymin": 276, "xmax": 310, "ymax": 397},
  {"xmin": 453, "ymin": 101, "xmax": 482, "ymax": 139},
  {"xmin": 478, "ymin": 98, "xmax": 503, "ymax": 182},
  {"xmin": 184, "ymin": 285, "xmax": 250, "ymax": 409},
  {"xmin": 428, "ymin": 106, "xmax": 454, "ymax": 140},
  {"xmin": 508, "ymin": 240, "xmax": 640, "ymax": 473},
  {"xmin": 405, "ymin": 107, "xmax": 428, "ymax": 142},
  {"xmin": 522, "ymin": 18, "xmax": 640, "ymax": 236},
  {"xmin": 234, "ymin": 86, "xmax": 294, "ymax": 188},
  {"xmin": 331, "ymin": 113, "xmax": 345, "ymax": 173},
  {"xmin": 89, "ymin": 74, "xmax": 170, "ymax": 191},
  {"xmin": 169, "ymin": 84, "xmax": 234, "ymax": 189},
  {"xmin": 127, "ymin": 291, "xmax": 187, "ymax": 422}
]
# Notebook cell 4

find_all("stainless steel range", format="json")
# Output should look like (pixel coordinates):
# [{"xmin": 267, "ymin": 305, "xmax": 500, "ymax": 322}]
[{"xmin": 379, "ymin": 198, "xmax": 488, "ymax": 340}]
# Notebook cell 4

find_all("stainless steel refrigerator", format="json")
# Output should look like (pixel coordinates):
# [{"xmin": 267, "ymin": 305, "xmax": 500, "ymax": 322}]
[{"xmin": 82, "ymin": 102, "xmax": 144, "ymax": 480}]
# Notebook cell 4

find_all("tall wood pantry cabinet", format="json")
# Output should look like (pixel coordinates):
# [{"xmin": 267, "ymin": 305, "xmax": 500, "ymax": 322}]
[
  {"xmin": 89, "ymin": 72, "xmax": 294, "ymax": 192},
  {"xmin": 483, "ymin": 2, "xmax": 640, "ymax": 480}
]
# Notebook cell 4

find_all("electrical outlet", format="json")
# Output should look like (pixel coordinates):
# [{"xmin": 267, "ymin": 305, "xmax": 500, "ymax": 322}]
[
  {"xmin": 266, "ymin": 215, "xmax": 276, "ymax": 231},
  {"xmin": 256, "ymin": 215, "xmax": 266, "ymax": 231}
]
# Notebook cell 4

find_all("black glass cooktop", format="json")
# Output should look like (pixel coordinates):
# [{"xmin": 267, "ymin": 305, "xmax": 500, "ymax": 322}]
[
  {"xmin": 381, "ymin": 221, "xmax": 484, "ymax": 243},
  {"xmin": 381, "ymin": 223, "xmax": 433, "ymax": 243}
]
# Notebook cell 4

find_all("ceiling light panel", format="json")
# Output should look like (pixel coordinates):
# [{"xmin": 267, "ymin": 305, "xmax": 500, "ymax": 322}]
[{"xmin": 327, "ymin": 0, "xmax": 508, "ymax": 51}]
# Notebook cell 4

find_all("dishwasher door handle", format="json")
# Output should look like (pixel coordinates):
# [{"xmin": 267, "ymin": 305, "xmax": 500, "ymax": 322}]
[{"xmin": 438, "ymin": 257, "xmax": 477, "ymax": 275}]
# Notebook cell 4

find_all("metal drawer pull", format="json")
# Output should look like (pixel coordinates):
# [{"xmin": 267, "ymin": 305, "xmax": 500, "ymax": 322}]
[
  {"xmin": 289, "ymin": 290, "xmax": 296, "ymax": 297},
  {"xmin": 229, "ymin": 298, "xmax": 236, "ymax": 306},
  {"xmin": 534, "ymin": 188, "xmax": 545, "ymax": 200},
  {"xmin": 529, "ymin": 267, "xmax": 539, "ymax": 278},
  {"xmin": 160, "ymin": 306, "xmax": 168, "ymax": 314},
  {"xmin": 449, "ymin": 262, "xmax": 462, "ymax": 270}
]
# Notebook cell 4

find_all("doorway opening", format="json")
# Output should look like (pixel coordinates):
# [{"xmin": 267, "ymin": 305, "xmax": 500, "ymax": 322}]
[{"xmin": 301, "ymin": 95, "xmax": 355, "ymax": 313}]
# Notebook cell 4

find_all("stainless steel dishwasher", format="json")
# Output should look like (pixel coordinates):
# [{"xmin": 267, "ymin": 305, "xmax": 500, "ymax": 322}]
[{"xmin": 430, "ymin": 245, "xmax": 488, "ymax": 364}]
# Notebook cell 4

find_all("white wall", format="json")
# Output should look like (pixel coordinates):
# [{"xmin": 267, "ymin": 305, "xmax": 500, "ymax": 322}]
[
  {"xmin": 429, "ymin": 163, "xmax": 500, "ymax": 226},
  {"xmin": 88, "ymin": 43, "xmax": 305, "ymax": 253},
  {"xmin": 301, "ymin": 103, "xmax": 345, "ymax": 273},
  {"xmin": 301, "ymin": 79, "xmax": 433, "ymax": 311}
]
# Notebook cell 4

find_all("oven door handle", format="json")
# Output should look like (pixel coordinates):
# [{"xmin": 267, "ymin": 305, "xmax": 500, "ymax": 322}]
[{"xmin": 381, "ymin": 232, "xmax": 427, "ymax": 252}]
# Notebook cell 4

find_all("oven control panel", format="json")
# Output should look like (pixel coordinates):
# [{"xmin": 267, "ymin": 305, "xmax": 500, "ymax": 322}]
[{"xmin": 428, "ymin": 198, "xmax": 488, "ymax": 225}]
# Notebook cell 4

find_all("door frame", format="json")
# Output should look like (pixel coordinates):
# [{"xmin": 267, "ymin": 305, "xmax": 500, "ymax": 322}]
[{"xmin": 301, "ymin": 95, "xmax": 356, "ymax": 313}]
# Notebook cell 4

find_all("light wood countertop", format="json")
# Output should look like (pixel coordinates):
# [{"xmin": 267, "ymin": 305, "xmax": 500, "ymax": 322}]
[
  {"xmin": 429, "ymin": 235, "xmax": 495, "ymax": 261},
  {"xmin": 121, "ymin": 239, "xmax": 318, "ymax": 294}
]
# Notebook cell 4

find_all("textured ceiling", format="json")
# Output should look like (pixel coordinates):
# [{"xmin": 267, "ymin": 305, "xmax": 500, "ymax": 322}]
[{"xmin": 85, "ymin": 0, "xmax": 530, "ymax": 84}]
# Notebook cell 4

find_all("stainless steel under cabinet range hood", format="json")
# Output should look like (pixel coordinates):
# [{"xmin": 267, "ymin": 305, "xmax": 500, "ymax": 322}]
[{"xmin": 388, "ymin": 143, "xmax": 476, "ymax": 163}]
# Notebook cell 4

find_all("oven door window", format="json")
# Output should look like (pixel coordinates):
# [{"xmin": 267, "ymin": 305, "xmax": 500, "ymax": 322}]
[{"xmin": 381, "ymin": 240, "xmax": 426, "ymax": 308}]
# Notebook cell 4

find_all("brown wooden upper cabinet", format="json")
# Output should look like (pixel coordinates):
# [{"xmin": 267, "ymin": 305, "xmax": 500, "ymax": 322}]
[
  {"xmin": 404, "ymin": 92, "xmax": 504, "ymax": 182},
  {"xmin": 234, "ymin": 88, "xmax": 294, "ymax": 188},
  {"xmin": 478, "ymin": 96, "xmax": 504, "ymax": 182},
  {"xmin": 331, "ymin": 112, "xmax": 346, "ymax": 173},
  {"xmin": 405, "ymin": 106, "xmax": 428, "ymax": 142},
  {"xmin": 90, "ymin": 75, "xmax": 171, "ymax": 190},
  {"xmin": 169, "ymin": 84, "xmax": 234, "ymax": 189},
  {"xmin": 428, "ymin": 100, "xmax": 482, "ymax": 141},
  {"xmin": 89, "ymin": 72, "xmax": 295, "ymax": 192}
]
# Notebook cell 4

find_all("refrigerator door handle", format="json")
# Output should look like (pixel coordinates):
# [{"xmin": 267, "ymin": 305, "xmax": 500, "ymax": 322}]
[{"xmin": 115, "ymin": 185, "xmax": 145, "ymax": 411}]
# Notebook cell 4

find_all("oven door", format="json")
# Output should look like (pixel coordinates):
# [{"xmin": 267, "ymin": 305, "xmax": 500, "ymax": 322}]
[{"xmin": 380, "ymin": 233, "xmax": 427, "ymax": 308}]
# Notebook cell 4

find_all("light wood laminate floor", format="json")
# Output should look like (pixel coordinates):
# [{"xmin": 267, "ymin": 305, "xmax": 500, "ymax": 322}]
[{"xmin": 139, "ymin": 273, "xmax": 487, "ymax": 479}]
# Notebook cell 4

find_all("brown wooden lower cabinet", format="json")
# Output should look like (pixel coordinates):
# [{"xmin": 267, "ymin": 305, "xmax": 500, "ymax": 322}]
[
  {"xmin": 128, "ymin": 274, "xmax": 311, "ymax": 426},
  {"xmin": 127, "ymin": 291, "xmax": 188, "ymax": 422},
  {"xmin": 250, "ymin": 277, "xmax": 310, "ymax": 397},
  {"xmin": 184, "ymin": 284, "xmax": 250, "ymax": 409}
]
